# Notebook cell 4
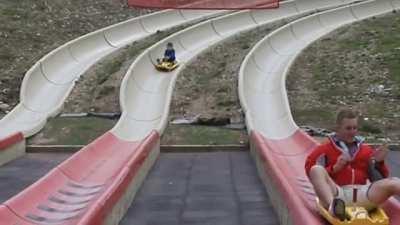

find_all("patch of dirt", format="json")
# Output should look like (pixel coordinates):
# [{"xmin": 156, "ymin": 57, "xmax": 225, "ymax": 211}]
[
  {"xmin": 63, "ymin": 44, "xmax": 139, "ymax": 113},
  {"xmin": 160, "ymin": 124, "xmax": 248, "ymax": 145},
  {"xmin": 287, "ymin": 12, "xmax": 400, "ymax": 142},
  {"xmin": 0, "ymin": 0, "xmax": 151, "ymax": 114}
]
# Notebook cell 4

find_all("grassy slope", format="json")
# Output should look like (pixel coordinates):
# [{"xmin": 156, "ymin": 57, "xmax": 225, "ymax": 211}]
[
  {"xmin": 288, "ymin": 12, "xmax": 400, "ymax": 141},
  {"xmin": 28, "ymin": 117, "xmax": 248, "ymax": 145}
]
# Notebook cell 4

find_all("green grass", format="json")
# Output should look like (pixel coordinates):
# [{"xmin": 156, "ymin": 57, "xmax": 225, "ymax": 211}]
[
  {"xmin": 359, "ymin": 121, "xmax": 382, "ymax": 134},
  {"xmin": 292, "ymin": 108, "xmax": 335, "ymax": 127},
  {"xmin": 28, "ymin": 117, "xmax": 116, "ymax": 145},
  {"xmin": 382, "ymin": 52, "xmax": 400, "ymax": 96},
  {"xmin": 365, "ymin": 102, "xmax": 389, "ymax": 118},
  {"xmin": 338, "ymin": 35, "xmax": 371, "ymax": 50},
  {"xmin": 97, "ymin": 85, "xmax": 116, "ymax": 97},
  {"xmin": 291, "ymin": 13, "xmax": 400, "ymax": 140},
  {"xmin": 0, "ymin": 8, "xmax": 20, "ymax": 17},
  {"xmin": 28, "ymin": 118, "xmax": 248, "ymax": 146},
  {"xmin": 161, "ymin": 124, "xmax": 248, "ymax": 145},
  {"xmin": 96, "ymin": 60, "xmax": 123, "ymax": 85},
  {"xmin": 348, "ymin": 14, "xmax": 400, "ymax": 95},
  {"xmin": 369, "ymin": 16, "xmax": 400, "ymax": 95},
  {"xmin": 332, "ymin": 14, "xmax": 400, "ymax": 76}
]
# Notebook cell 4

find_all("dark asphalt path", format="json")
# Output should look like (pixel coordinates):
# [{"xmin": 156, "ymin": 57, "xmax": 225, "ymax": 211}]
[
  {"xmin": 121, "ymin": 151, "xmax": 279, "ymax": 225},
  {"xmin": 1, "ymin": 151, "xmax": 399, "ymax": 224},
  {"xmin": 0, "ymin": 153, "xmax": 71, "ymax": 203}
]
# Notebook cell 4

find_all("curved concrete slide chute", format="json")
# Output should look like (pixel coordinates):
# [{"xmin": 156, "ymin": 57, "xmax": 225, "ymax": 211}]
[
  {"xmin": 0, "ymin": 62, "xmax": 68, "ymax": 138},
  {"xmin": 251, "ymin": 1, "xmax": 299, "ymax": 24},
  {"xmin": 351, "ymin": 0, "xmax": 394, "ymax": 20},
  {"xmin": 177, "ymin": 21, "xmax": 223, "ymax": 50},
  {"xmin": 0, "ymin": 105, "xmax": 46, "ymax": 138},
  {"xmin": 140, "ymin": 10, "xmax": 188, "ymax": 33},
  {"xmin": 139, "ymin": 9, "xmax": 219, "ymax": 33},
  {"xmin": 121, "ymin": 64, "xmax": 168, "ymax": 121},
  {"xmin": 178, "ymin": 9, "xmax": 220, "ymax": 20},
  {"xmin": 294, "ymin": 0, "xmax": 344, "ymax": 13},
  {"xmin": 111, "ymin": 4, "xmax": 268, "ymax": 141},
  {"xmin": 20, "ymin": 64, "xmax": 72, "ymax": 114},
  {"xmin": 114, "ymin": 0, "xmax": 367, "ymax": 141},
  {"xmin": 241, "ymin": 49, "xmax": 297, "ymax": 139},
  {"xmin": 210, "ymin": 0, "xmax": 306, "ymax": 36},
  {"xmin": 112, "ymin": 115, "xmax": 161, "ymax": 141},
  {"xmin": 318, "ymin": 6, "xmax": 356, "ymax": 28},
  {"xmin": 39, "ymin": 47, "xmax": 84, "ymax": 85},
  {"xmin": 268, "ymin": 25, "xmax": 305, "ymax": 55},
  {"xmin": 251, "ymin": 39, "xmax": 294, "ymax": 74},
  {"xmin": 102, "ymin": 18, "xmax": 150, "ymax": 48},
  {"xmin": 392, "ymin": 0, "xmax": 400, "ymax": 8},
  {"xmin": 112, "ymin": 40, "xmax": 180, "ymax": 140},
  {"xmin": 103, "ymin": 10, "xmax": 221, "ymax": 47},
  {"xmin": 253, "ymin": 0, "xmax": 347, "ymax": 26},
  {"xmin": 68, "ymin": 32, "xmax": 117, "ymax": 65},
  {"xmin": 147, "ymin": 37, "xmax": 186, "ymax": 67},
  {"xmin": 290, "ymin": 14, "xmax": 326, "ymax": 41},
  {"xmin": 110, "ymin": 7, "xmax": 252, "ymax": 140},
  {"xmin": 241, "ymin": 58, "xmax": 282, "ymax": 94},
  {"xmin": 246, "ymin": 90, "xmax": 297, "ymax": 139},
  {"xmin": 0, "ymin": 10, "xmax": 223, "ymax": 140},
  {"xmin": 239, "ymin": 0, "xmax": 400, "ymax": 224},
  {"xmin": 211, "ymin": 11, "xmax": 259, "ymax": 36}
]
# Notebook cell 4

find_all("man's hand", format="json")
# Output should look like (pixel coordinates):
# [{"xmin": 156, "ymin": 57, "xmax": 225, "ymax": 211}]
[
  {"xmin": 374, "ymin": 143, "xmax": 389, "ymax": 162},
  {"xmin": 333, "ymin": 154, "xmax": 350, "ymax": 173}
]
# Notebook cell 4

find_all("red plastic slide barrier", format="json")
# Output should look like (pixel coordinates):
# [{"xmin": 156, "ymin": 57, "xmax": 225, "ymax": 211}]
[
  {"xmin": 251, "ymin": 130, "xmax": 400, "ymax": 225},
  {"xmin": 0, "ymin": 131, "xmax": 159, "ymax": 225},
  {"xmin": 128, "ymin": 0, "xmax": 279, "ymax": 9},
  {"xmin": 0, "ymin": 132, "xmax": 23, "ymax": 151}
]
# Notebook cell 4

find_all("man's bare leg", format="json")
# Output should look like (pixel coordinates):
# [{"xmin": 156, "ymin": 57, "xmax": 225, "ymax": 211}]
[
  {"xmin": 368, "ymin": 177, "xmax": 400, "ymax": 205},
  {"xmin": 309, "ymin": 165, "xmax": 338, "ymax": 208}
]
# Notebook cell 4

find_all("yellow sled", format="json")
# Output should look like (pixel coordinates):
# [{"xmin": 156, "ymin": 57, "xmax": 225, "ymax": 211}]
[
  {"xmin": 316, "ymin": 198, "xmax": 389, "ymax": 225},
  {"xmin": 155, "ymin": 60, "xmax": 179, "ymax": 72}
]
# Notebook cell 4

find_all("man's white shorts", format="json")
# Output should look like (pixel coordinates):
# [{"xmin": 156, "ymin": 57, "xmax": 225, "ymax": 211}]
[{"xmin": 336, "ymin": 184, "xmax": 377, "ymax": 210}]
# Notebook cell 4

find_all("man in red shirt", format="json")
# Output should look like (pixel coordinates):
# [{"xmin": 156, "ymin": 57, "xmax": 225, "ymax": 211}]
[{"xmin": 305, "ymin": 108, "xmax": 400, "ymax": 220}]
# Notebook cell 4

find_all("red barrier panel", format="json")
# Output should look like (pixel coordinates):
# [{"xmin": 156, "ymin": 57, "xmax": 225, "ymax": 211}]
[
  {"xmin": 252, "ymin": 130, "xmax": 323, "ymax": 225},
  {"xmin": 128, "ymin": 0, "xmax": 279, "ymax": 9},
  {"xmin": 0, "ymin": 131, "xmax": 160, "ymax": 225},
  {"xmin": 0, "ymin": 132, "xmax": 23, "ymax": 151},
  {"xmin": 59, "ymin": 132, "xmax": 141, "ymax": 183},
  {"xmin": 252, "ymin": 130, "xmax": 400, "ymax": 225},
  {"xmin": 0, "ymin": 206, "xmax": 21, "ymax": 223},
  {"xmin": 4, "ymin": 169, "xmax": 83, "ymax": 225},
  {"xmin": 382, "ymin": 199, "xmax": 400, "ymax": 224},
  {"xmin": 78, "ymin": 131, "xmax": 159, "ymax": 225}
]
